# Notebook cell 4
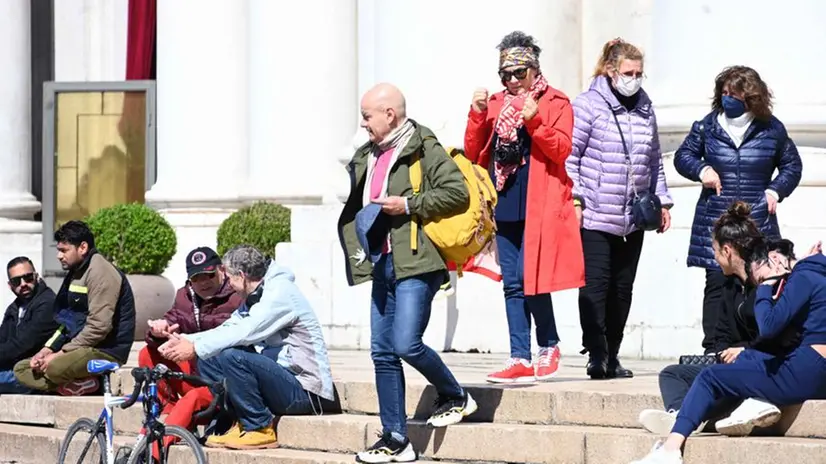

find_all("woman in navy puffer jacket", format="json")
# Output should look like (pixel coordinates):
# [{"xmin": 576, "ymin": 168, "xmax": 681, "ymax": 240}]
[{"xmin": 674, "ymin": 65, "xmax": 802, "ymax": 352}]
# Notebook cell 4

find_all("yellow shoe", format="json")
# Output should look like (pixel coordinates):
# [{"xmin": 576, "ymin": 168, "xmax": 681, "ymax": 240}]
[
  {"xmin": 223, "ymin": 424, "xmax": 278, "ymax": 450},
  {"xmin": 205, "ymin": 422, "xmax": 243, "ymax": 448}
]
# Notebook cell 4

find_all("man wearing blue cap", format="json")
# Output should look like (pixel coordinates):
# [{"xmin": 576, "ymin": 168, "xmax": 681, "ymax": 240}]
[{"xmin": 339, "ymin": 83, "xmax": 475, "ymax": 463}]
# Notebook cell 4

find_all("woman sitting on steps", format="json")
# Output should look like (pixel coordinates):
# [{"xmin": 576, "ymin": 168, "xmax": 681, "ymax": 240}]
[{"xmin": 630, "ymin": 201, "xmax": 826, "ymax": 464}]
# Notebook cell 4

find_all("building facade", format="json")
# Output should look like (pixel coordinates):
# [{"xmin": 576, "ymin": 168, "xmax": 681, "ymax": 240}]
[{"xmin": 2, "ymin": 0, "xmax": 825, "ymax": 358}]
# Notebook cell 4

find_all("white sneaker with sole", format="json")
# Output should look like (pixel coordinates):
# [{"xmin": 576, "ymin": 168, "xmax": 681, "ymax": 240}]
[
  {"xmin": 638, "ymin": 409, "xmax": 707, "ymax": 436},
  {"xmin": 628, "ymin": 441, "xmax": 683, "ymax": 464},
  {"xmin": 715, "ymin": 397, "xmax": 781, "ymax": 436}
]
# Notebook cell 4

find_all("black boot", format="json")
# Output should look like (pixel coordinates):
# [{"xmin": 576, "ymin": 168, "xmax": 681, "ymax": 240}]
[
  {"xmin": 583, "ymin": 349, "xmax": 608, "ymax": 380},
  {"xmin": 606, "ymin": 356, "xmax": 634, "ymax": 379}
]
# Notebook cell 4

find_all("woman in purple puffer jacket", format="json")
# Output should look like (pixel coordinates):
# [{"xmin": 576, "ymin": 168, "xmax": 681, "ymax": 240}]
[{"xmin": 565, "ymin": 38, "xmax": 673, "ymax": 380}]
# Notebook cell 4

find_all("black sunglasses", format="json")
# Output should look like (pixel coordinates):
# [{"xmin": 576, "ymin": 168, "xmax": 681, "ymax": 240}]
[
  {"xmin": 499, "ymin": 67, "xmax": 530, "ymax": 82},
  {"xmin": 9, "ymin": 273, "xmax": 35, "ymax": 287}
]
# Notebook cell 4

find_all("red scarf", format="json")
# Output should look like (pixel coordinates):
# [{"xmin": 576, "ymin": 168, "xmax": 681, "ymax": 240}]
[{"xmin": 493, "ymin": 74, "xmax": 549, "ymax": 190}]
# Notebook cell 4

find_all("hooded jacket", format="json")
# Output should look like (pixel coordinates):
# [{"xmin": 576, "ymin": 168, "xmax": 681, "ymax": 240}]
[
  {"xmin": 183, "ymin": 263, "xmax": 334, "ymax": 402},
  {"xmin": 754, "ymin": 253, "xmax": 826, "ymax": 345}
]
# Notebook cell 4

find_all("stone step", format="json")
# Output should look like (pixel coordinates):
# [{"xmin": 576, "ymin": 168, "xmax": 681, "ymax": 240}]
[
  {"xmin": 0, "ymin": 423, "xmax": 453, "ymax": 464},
  {"xmin": 2, "ymin": 379, "xmax": 825, "ymax": 442},
  {"xmin": 6, "ymin": 417, "xmax": 826, "ymax": 464},
  {"xmin": 4, "ymin": 374, "xmax": 823, "ymax": 441}
]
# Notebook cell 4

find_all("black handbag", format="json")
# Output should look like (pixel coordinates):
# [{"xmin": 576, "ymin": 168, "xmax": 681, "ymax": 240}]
[
  {"xmin": 678, "ymin": 354, "xmax": 721, "ymax": 365},
  {"xmin": 596, "ymin": 93, "xmax": 663, "ymax": 231}
]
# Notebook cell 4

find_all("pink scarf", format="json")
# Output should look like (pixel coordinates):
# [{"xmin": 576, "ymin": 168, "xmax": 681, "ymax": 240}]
[{"xmin": 492, "ymin": 74, "xmax": 549, "ymax": 190}]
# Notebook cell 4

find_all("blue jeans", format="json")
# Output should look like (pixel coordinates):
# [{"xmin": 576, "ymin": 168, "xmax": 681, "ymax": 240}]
[
  {"xmin": 370, "ymin": 253, "xmax": 464, "ymax": 438},
  {"xmin": 197, "ymin": 347, "xmax": 317, "ymax": 431},
  {"xmin": 496, "ymin": 221, "xmax": 559, "ymax": 360},
  {"xmin": 0, "ymin": 369, "xmax": 31, "ymax": 394}
]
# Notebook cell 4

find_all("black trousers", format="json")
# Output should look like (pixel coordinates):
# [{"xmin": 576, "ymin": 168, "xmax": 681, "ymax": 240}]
[
  {"xmin": 701, "ymin": 269, "xmax": 727, "ymax": 352},
  {"xmin": 578, "ymin": 229, "xmax": 644, "ymax": 360}
]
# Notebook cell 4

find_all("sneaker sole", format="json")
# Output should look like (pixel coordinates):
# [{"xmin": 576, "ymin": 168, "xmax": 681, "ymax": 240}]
[
  {"xmin": 485, "ymin": 375, "xmax": 536, "ymax": 384},
  {"xmin": 204, "ymin": 442, "xmax": 228, "ymax": 449},
  {"xmin": 426, "ymin": 396, "xmax": 479, "ymax": 428},
  {"xmin": 224, "ymin": 441, "xmax": 280, "ymax": 450},
  {"xmin": 716, "ymin": 409, "xmax": 781, "ymax": 436},
  {"xmin": 535, "ymin": 370, "xmax": 559, "ymax": 382},
  {"xmin": 356, "ymin": 452, "xmax": 417, "ymax": 463}
]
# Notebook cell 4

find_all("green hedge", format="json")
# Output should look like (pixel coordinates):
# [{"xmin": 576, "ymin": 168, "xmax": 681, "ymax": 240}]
[
  {"xmin": 216, "ymin": 201, "xmax": 291, "ymax": 259},
  {"xmin": 86, "ymin": 203, "xmax": 177, "ymax": 275}
]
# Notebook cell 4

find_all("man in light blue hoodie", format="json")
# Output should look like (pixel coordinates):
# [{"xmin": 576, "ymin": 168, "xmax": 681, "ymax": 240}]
[{"xmin": 158, "ymin": 245, "xmax": 334, "ymax": 450}]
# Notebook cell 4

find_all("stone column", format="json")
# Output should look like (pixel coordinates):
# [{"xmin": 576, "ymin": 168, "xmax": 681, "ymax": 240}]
[
  {"xmin": 246, "ymin": 0, "xmax": 358, "ymax": 208},
  {"xmin": 0, "ymin": 0, "xmax": 42, "ymax": 312},
  {"xmin": 244, "ymin": 0, "xmax": 359, "ymax": 345},
  {"xmin": 146, "ymin": 0, "xmax": 249, "ymax": 285},
  {"xmin": 0, "ymin": 0, "xmax": 41, "ymax": 221}
]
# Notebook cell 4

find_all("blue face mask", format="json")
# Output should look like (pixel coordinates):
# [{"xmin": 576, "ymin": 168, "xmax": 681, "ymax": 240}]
[{"xmin": 722, "ymin": 95, "xmax": 746, "ymax": 119}]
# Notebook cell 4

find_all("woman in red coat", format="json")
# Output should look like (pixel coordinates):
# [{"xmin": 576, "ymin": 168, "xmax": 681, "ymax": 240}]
[{"xmin": 464, "ymin": 31, "xmax": 585, "ymax": 384}]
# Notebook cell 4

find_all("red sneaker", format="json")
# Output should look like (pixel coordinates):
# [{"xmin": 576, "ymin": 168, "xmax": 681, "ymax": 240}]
[
  {"xmin": 57, "ymin": 377, "xmax": 100, "ymax": 396},
  {"xmin": 535, "ymin": 346, "xmax": 561, "ymax": 381},
  {"xmin": 486, "ymin": 358, "xmax": 535, "ymax": 384}
]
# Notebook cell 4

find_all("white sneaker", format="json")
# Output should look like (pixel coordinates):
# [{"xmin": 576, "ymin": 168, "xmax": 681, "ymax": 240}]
[
  {"xmin": 715, "ymin": 397, "xmax": 781, "ymax": 436},
  {"xmin": 628, "ymin": 441, "xmax": 683, "ymax": 464},
  {"xmin": 638, "ymin": 409, "xmax": 707, "ymax": 436}
]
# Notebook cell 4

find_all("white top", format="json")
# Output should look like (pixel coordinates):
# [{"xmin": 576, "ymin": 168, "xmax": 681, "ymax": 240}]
[{"xmin": 717, "ymin": 111, "xmax": 754, "ymax": 148}]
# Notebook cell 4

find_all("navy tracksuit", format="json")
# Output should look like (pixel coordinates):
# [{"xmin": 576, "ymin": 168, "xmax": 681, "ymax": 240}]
[{"xmin": 673, "ymin": 254, "xmax": 826, "ymax": 437}]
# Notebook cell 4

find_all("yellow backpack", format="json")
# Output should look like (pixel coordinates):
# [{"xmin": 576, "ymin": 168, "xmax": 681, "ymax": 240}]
[{"xmin": 409, "ymin": 144, "xmax": 498, "ymax": 274}]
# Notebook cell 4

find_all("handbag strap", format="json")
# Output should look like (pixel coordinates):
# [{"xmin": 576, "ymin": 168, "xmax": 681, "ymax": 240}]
[{"xmin": 594, "ymin": 91, "xmax": 638, "ymax": 198}]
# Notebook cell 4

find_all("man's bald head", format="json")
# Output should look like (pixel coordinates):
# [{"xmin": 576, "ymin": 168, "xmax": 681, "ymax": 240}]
[{"xmin": 360, "ymin": 83, "xmax": 407, "ymax": 143}]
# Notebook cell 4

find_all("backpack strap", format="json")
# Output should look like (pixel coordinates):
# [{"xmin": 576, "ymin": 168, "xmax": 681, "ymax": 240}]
[{"xmin": 409, "ymin": 152, "xmax": 422, "ymax": 253}]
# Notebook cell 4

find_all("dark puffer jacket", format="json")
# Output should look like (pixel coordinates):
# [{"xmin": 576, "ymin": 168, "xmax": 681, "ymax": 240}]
[{"xmin": 674, "ymin": 112, "xmax": 802, "ymax": 269}]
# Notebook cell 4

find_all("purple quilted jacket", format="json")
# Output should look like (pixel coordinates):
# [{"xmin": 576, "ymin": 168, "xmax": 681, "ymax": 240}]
[{"xmin": 566, "ymin": 76, "xmax": 673, "ymax": 237}]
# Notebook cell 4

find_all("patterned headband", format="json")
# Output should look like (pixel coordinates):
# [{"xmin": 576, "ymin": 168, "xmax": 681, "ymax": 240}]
[{"xmin": 499, "ymin": 47, "xmax": 538, "ymax": 70}]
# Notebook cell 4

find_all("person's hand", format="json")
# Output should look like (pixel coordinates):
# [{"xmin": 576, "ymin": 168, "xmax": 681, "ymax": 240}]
[
  {"xmin": 806, "ymin": 241, "xmax": 823, "ymax": 258},
  {"xmin": 41, "ymin": 351, "xmax": 64, "ymax": 371},
  {"xmin": 574, "ymin": 205, "xmax": 583, "ymax": 227},
  {"xmin": 701, "ymin": 168, "xmax": 722, "ymax": 195},
  {"xmin": 522, "ymin": 96, "xmax": 539, "ymax": 121},
  {"xmin": 766, "ymin": 192, "xmax": 778, "ymax": 215},
  {"xmin": 755, "ymin": 256, "xmax": 790, "ymax": 286},
  {"xmin": 148, "ymin": 319, "xmax": 179, "ymax": 338},
  {"xmin": 471, "ymin": 88, "xmax": 489, "ymax": 113},
  {"xmin": 658, "ymin": 208, "xmax": 671, "ymax": 233},
  {"xmin": 719, "ymin": 347, "xmax": 744, "ymax": 364},
  {"xmin": 158, "ymin": 334, "xmax": 197, "ymax": 363},
  {"xmin": 372, "ymin": 196, "xmax": 407, "ymax": 216},
  {"xmin": 31, "ymin": 347, "xmax": 53, "ymax": 371}
]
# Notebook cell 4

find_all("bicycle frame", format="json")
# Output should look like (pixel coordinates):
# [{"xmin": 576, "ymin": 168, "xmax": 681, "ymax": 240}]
[{"xmin": 87, "ymin": 370, "xmax": 154, "ymax": 464}]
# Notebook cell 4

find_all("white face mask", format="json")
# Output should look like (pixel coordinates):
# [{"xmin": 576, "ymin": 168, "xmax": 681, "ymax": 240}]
[{"xmin": 614, "ymin": 74, "xmax": 642, "ymax": 97}]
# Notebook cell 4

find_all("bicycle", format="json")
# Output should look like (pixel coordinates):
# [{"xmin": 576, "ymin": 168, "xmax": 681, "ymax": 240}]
[{"xmin": 57, "ymin": 359, "xmax": 225, "ymax": 464}]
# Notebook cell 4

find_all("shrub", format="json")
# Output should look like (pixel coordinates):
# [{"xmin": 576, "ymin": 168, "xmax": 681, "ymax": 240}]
[
  {"xmin": 216, "ymin": 201, "xmax": 291, "ymax": 258},
  {"xmin": 85, "ymin": 203, "xmax": 177, "ymax": 275}
]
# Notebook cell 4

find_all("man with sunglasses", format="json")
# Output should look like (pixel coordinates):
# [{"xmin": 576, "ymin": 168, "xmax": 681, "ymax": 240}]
[
  {"xmin": 14, "ymin": 220, "xmax": 135, "ymax": 396},
  {"xmin": 0, "ymin": 257, "xmax": 57, "ymax": 393}
]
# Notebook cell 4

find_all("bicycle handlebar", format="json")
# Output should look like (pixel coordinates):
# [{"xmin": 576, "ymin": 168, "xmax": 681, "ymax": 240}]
[{"xmin": 118, "ymin": 365, "xmax": 226, "ymax": 420}]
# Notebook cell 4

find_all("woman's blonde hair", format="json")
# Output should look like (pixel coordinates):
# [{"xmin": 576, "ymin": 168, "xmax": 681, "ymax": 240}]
[{"xmin": 592, "ymin": 38, "xmax": 644, "ymax": 78}]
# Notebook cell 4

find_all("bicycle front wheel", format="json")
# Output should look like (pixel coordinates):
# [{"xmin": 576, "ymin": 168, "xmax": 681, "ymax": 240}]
[
  {"xmin": 57, "ymin": 417, "xmax": 107, "ymax": 464},
  {"xmin": 127, "ymin": 425, "xmax": 207, "ymax": 464}
]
